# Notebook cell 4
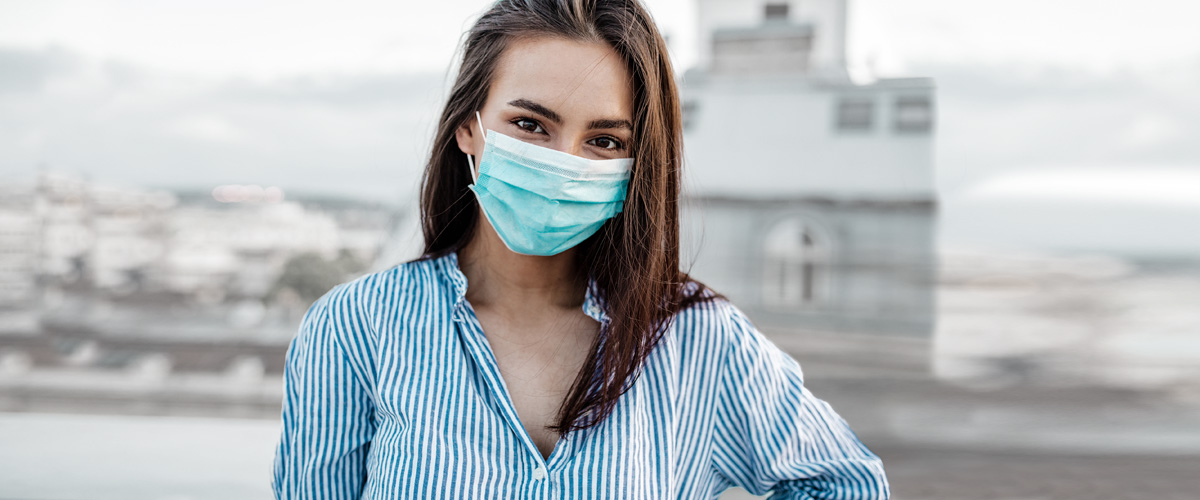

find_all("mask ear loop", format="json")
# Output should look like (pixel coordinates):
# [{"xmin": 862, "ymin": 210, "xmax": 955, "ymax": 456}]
[{"xmin": 465, "ymin": 110, "xmax": 486, "ymax": 184}]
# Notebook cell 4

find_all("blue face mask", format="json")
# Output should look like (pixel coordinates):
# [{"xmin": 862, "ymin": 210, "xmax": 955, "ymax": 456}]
[{"xmin": 466, "ymin": 111, "xmax": 633, "ymax": 256}]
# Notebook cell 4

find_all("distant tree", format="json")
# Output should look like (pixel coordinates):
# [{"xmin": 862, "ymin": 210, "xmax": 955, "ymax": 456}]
[
  {"xmin": 270, "ymin": 252, "xmax": 349, "ymax": 304},
  {"xmin": 333, "ymin": 249, "xmax": 367, "ymax": 276}
]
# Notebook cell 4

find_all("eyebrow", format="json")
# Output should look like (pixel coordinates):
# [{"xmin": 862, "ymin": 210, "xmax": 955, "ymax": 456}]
[
  {"xmin": 588, "ymin": 118, "xmax": 634, "ymax": 131},
  {"xmin": 507, "ymin": 98, "xmax": 633, "ymax": 131}
]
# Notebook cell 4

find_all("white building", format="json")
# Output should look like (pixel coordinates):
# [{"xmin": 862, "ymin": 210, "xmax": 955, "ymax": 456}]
[
  {"xmin": 694, "ymin": 0, "xmax": 851, "ymax": 81},
  {"xmin": 83, "ymin": 181, "xmax": 176, "ymax": 292},
  {"xmin": 164, "ymin": 201, "xmax": 341, "ymax": 299},
  {"xmin": 6, "ymin": 170, "xmax": 389, "ymax": 304},
  {"xmin": 35, "ymin": 171, "xmax": 95, "ymax": 285},
  {"xmin": 0, "ymin": 183, "xmax": 38, "ymax": 316},
  {"xmin": 680, "ymin": 1, "xmax": 937, "ymax": 357}
]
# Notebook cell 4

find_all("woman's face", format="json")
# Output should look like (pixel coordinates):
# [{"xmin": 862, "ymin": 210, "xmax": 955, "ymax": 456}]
[{"xmin": 455, "ymin": 36, "xmax": 635, "ymax": 165}]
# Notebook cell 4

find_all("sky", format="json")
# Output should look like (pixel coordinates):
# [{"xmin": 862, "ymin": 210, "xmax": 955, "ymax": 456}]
[
  {"xmin": 4, "ymin": 0, "xmax": 1199, "ymax": 79},
  {"xmin": 1, "ymin": 0, "xmax": 1198, "ymax": 256}
]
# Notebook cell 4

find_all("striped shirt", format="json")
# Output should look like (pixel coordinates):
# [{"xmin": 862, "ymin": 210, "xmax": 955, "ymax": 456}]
[{"xmin": 271, "ymin": 249, "xmax": 890, "ymax": 499}]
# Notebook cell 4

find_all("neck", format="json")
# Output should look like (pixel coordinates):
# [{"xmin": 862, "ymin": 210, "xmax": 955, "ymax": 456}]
[{"xmin": 457, "ymin": 219, "xmax": 586, "ymax": 314}]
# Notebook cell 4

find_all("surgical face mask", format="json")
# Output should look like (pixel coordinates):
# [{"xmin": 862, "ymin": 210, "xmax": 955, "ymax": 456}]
[{"xmin": 465, "ymin": 111, "xmax": 633, "ymax": 256}]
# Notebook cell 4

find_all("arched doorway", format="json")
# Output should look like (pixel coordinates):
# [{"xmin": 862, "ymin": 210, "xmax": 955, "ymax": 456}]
[{"xmin": 762, "ymin": 216, "xmax": 832, "ymax": 309}]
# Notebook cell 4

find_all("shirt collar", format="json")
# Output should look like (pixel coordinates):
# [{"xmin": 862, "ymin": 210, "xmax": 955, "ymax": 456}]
[{"xmin": 434, "ymin": 249, "xmax": 610, "ymax": 324}]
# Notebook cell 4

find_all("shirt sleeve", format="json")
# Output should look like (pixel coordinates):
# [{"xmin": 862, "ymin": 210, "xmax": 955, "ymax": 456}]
[
  {"xmin": 272, "ymin": 287, "xmax": 377, "ymax": 500},
  {"xmin": 710, "ymin": 302, "xmax": 890, "ymax": 500}
]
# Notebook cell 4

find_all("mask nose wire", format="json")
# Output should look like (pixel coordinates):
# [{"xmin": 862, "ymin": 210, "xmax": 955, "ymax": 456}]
[{"xmin": 465, "ymin": 110, "xmax": 486, "ymax": 185}]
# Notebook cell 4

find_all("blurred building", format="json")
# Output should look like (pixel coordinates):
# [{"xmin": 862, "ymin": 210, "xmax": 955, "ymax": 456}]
[
  {"xmin": 35, "ymin": 172, "xmax": 94, "ymax": 287},
  {"xmin": 40, "ymin": 172, "xmax": 176, "ymax": 294},
  {"xmin": 164, "ymin": 201, "xmax": 340, "ymax": 301},
  {"xmin": 681, "ymin": 0, "xmax": 937, "ymax": 372},
  {"xmin": 26, "ymin": 171, "xmax": 177, "ymax": 297},
  {"xmin": 15, "ymin": 170, "xmax": 386, "ymax": 303},
  {"xmin": 0, "ymin": 183, "xmax": 39, "ymax": 327},
  {"xmin": 0, "ymin": 170, "xmax": 395, "ymax": 416}
]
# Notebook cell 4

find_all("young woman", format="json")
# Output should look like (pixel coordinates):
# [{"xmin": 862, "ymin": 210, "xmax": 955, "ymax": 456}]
[{"xmin": 272, "ymin": 0, "xmax": 889, "ymax": 498}]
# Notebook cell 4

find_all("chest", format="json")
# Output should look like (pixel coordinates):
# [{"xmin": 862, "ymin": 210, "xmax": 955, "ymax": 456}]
[
  {"xmin": 365, "ymin": 306, "xmax": 704, "ymax": 498},
  {"xmin": 475, "ymin": 308, "xmax": 600, "ymax": 459}
]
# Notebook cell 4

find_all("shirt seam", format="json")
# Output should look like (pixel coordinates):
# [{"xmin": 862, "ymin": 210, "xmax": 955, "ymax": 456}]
[{"xmin": 323, "ymin": 283, "xmax": 380, "ymax": 410}]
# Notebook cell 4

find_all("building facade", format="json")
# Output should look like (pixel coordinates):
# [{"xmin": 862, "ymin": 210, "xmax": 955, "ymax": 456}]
[{"xmin": 680, "ymin": 1, "xmax": 937, "ymax": 367}]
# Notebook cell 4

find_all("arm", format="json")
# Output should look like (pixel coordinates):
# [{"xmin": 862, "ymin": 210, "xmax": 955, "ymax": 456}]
[
  {"xmin": 710, "ymin": 303, "xmax": 890, "ymax": 499},
  {"xmin": 272, "ymin": 287, "xmax": 377, "ymax": 499}
]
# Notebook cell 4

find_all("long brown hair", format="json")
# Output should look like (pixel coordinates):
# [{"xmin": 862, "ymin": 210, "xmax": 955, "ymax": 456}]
[{"xmin": 415, "ymin": 0, "xmax": 723, "ymax": 433}]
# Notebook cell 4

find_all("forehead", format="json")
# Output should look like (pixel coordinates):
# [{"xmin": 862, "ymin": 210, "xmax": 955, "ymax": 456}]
[{"xmin": 489, "ymin": 36, "xmax": 633, "ymax": 119}]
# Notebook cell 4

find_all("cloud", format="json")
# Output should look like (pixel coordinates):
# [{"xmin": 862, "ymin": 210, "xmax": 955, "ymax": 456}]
[
  {"xmin": 0, "ymin": 44, "xmax": 446, "ymax": 205},
  {"xmin": 855, "ymin": 0, "xmax": 1200, "ymax": 73},
  {"xmin": 212, "ymin": 72, "xmax": 448, "ymax": 108},
  {"xmin": 958, "ymin": 168, "xmax": 1200, "ymax": 209},
  {"xmin": 920, "ymin": 61, "xmax": 1200, "ymax": 195},
  {"xmin": 0, "ymin": 45, "xmax": 82, "ymax": 93},
  {"xmin": 942, "ymin": 168, "xmax": 1200, "ymax": 256},
  {"xmin": 167, "ymin": 115, "xmax": 248, "ymax": 144},
  {"xmin": 1120, "ymin": 113, "xmax": 1187, "ymax": 150}
]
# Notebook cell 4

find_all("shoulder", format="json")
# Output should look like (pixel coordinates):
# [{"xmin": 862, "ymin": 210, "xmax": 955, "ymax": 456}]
[
  {"xmin": 668, "ymin": 283, "xmax": 800, "ymax": 379},
  {"xmin": 670, "ymin": 281, "xmax": 754, "ymax": 343},
  {"xmin": 289, "ymin": 257, "xmax": 447, "ymax": 382},
  {"xmin": 301, "ymin": 256, "xmax": 443, "ymax": 344},
  {"xmin": 322, "ymin": 255, "xmax": 445, "ymax": 310}
]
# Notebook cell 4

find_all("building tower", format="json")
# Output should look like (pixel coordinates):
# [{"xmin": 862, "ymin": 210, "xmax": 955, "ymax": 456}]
[
  {"xmin": 680, "ymin": 0, "xmax": 937, "ymax": 375},
  {"xmin": 694, "ymin": 0, "xmax": 850, "ymax": 81}
]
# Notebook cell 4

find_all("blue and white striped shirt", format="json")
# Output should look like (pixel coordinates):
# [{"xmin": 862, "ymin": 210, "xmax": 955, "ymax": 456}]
[{"xmin": 272, "ymin": 250, "xmax": 889, "ymax": 499}]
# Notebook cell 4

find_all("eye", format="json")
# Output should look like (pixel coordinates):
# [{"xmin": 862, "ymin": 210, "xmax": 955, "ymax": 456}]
[
  {"xmin": 510, "ymin": 117, "xmax": 546, "ymax": 135},
  {"xmin": 589, "ymin": 136, "xmax": 624, "ymax": 151}
]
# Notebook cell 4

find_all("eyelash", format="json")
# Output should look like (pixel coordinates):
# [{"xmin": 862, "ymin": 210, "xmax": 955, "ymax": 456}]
[{"xmin": 509, "ymin": 117, "xmax": 626, "ymax": 151}]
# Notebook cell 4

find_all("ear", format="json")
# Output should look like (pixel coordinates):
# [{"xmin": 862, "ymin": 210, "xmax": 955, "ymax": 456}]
[{"xmin": 454, "ymin": 115, "xmax": 480, "ymax": 156}]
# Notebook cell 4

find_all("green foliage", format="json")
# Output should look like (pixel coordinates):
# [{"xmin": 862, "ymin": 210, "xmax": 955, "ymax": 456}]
[{"xmin": 270, "ymin": 250, "xmax": 366, "ymax": 303}]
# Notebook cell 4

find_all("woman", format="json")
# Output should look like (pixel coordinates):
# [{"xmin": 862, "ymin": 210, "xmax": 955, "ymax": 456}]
[{"xmin": 272, "ymin": 0, "xmax": 890, "ymax": 498}]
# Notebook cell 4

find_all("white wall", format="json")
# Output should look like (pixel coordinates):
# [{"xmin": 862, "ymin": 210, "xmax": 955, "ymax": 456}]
[{"xmin": 681, "ymin": 75, "xmax": 935, "ymax": 199}]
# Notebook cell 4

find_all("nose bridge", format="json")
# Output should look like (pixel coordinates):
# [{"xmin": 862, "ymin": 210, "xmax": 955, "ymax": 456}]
[{"xmin": 552, "ymin": 128, "xmax": 585, "ymax": 157}]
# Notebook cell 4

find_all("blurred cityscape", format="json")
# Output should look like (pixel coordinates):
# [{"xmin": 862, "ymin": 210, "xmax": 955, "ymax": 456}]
[
  {"xmin": 1, "ymin": 0, "xmax": 1199, "ymax": 499},
  {"xmin": 4, "ymin": 168, "xmax": 1198, "ymax": 500},
  {"xmin": 0, "ymin": 169, "xmax": 400, "ymax": 418}
]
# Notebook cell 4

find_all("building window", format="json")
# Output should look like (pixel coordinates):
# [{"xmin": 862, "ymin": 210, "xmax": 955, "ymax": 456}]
[
  {"xmin": 835, "ymin": 96, "xmax": 874, "ymax": 131},
  {"xmin": 762, "ymin": 217, "xmax": 830, "ymax": 309},
  {"xmin": 764, "ymin": 2, "xmax": 789, "ymax": 21},
  {"xmin": 682, "ymin": 99, "xmax": 699, "ymax": 131},
  {"xmin": 893, "ymin": 95, "xmax": 933, "ymax": 133}
]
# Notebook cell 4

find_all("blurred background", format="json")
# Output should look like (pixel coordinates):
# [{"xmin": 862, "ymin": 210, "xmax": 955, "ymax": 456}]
[{"xmin": 1, "ymin": 0, "xmax": 1199, "ymax": 499}]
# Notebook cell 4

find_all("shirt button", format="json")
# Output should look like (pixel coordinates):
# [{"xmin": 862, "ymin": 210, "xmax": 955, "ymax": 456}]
[{"xmin": 532, "ymin": 466, "xmax": 546, "ymax": 480}]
